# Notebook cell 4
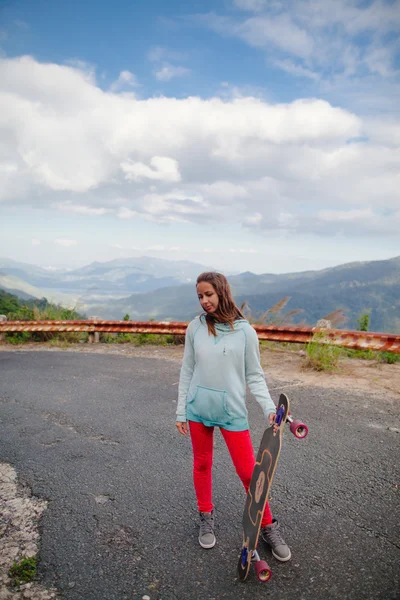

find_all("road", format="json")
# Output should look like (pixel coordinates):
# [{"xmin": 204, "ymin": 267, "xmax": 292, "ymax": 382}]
[{"xmin": 0, "ymin": 350, "xmax": 399, "ymax": 600}]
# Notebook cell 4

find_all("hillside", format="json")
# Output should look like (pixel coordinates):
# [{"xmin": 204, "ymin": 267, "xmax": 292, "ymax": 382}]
[
  {"xmin": 1, "ymin": 256, "xmax": 399, "ymax": 332},
  {"xmin": 0, "ymin": 257, "xmax": 214, "ymax": 297},
  {"xmin": 86, "ymin": 256, "xmax": 400, "ymax": 332}
]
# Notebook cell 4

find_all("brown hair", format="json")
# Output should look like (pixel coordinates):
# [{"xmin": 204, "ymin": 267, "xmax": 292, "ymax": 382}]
[{"xmin": 196, "ymin": 271, "xmax": 245, "ymax": 336}]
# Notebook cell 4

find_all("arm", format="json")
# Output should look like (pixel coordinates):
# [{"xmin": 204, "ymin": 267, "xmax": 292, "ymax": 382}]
[
  {"xmin": 244, "ymin": 325, "xmax": 276, "ymax": 419},
  {"xmin": 176, "ymin": 321, "xmax": 196, "ymax": 423}
]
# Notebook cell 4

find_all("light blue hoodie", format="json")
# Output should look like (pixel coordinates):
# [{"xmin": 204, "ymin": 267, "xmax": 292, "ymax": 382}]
[{"xmin": 177, "ymin": 315, "xmax": 276, "ymax": 431}]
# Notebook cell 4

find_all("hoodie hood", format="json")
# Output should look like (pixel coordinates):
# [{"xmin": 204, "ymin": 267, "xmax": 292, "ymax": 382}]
[
  {"xmin": 199, "ymin": 314, "xmax": 249, "ymax": 339},
  {"xmin": 214, "ymin": 318, "xmax": 248, "ymax": 334}
]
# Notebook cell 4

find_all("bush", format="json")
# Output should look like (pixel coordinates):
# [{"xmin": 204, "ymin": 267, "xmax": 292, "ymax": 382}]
[
  {"xmin": 3, "ymin": 301, "xmax": 85, "ymax": 344},
  {"xmin": 305, "ymin": 332, "xmax": 342, "ymax": 371},
  {"xmin": 379, "ymin": 352, "xmax": 400, "ymax": 364},
  {"xmin": 357, "ymin": 312, "xmax": 370, "ymax": 332}
]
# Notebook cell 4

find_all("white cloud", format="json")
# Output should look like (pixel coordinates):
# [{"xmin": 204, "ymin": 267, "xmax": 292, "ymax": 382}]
[
  {"xmin": 31, "ymin": 239, "xmax": 41, "ymax": 246},
  {"xmin": 196, "ymin": 1, "xmax": 400, "ymax": 81},
  {"xmin": 54, "ymin": 201, "xmax": 112, "ymax": 215},
  {"xmin": 274, "ymin": 59, "xmax": 320, "ymax": 80},
  {"xmin": 155, "ymin": 63, "xmax": 191, "ymax": 81},
  {"xmin": 148, "ymin": 46, "xmax": 188, "ymax": 63},
  {"xmin": 117, "ymin": 208, "xmax": 139, "ymax": 220},
  {"xmin": 121, "ymin": 156, "xmax": 181, "ymax": 182},
  {"xmin": 14, "ymin": 20, "xmax": 30, "ymax": 31},
  {"xmin": 0, "ymin": 55, "xmax": 398, "ymax": 241},
  {"xmin": 245, "ymin": 213, "xmax": 263, "ymax": 225},
  {"xmin": 229, "ymin": 247, "xmax": 259, "ymax": 253},
  {"xmin": 233, "ymin": 0, "xmax": 268, "ymax": 11},
  {"xmin": 55, "ymin": 239, "xmax": 78, "ymax": 247},
  {"xmin": 318, "ymin": 208, "xmax": 374, "ymax": 222},
  {"xmin": 199, "ymin": 12, "xmax": 313, "ymax": 58},
  {"xmin": 110, "ymin": 70, "xmax": 139, "ymax": 92}
]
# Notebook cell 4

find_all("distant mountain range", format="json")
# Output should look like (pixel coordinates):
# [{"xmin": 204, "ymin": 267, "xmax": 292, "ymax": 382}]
[{"xmin": 1, "ymin": 256, "xmax": 399, "ymax": 332}]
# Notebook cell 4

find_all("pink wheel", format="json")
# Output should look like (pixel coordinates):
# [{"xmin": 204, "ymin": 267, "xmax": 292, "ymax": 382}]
[
  {"xmin": 290, "ymin": 419, "xmax": 309, "ymax": 439},
  {"xmin": 254, "ymin": 559, "xmax": 272, "ymax": 582}
]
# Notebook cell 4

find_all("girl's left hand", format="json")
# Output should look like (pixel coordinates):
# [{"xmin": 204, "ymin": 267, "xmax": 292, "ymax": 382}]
[{"xmin": 269, "ymin": 412, "xmax": 278, "ymax": 433}]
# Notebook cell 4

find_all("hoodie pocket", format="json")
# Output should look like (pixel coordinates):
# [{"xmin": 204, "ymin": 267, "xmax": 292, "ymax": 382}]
[{"xmin": 188, "ymin": 385, "xmax": 231, "ymax": 423}]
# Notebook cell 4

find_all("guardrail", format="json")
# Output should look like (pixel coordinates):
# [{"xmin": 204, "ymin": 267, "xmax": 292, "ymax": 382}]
[{"xmin": 0, "ymin": 318, "xmax": 399, "ymax": 354}]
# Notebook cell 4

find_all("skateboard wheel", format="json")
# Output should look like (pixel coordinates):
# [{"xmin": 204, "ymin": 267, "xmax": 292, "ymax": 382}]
[
  {"xmin": 290, "ymin": 419, "xmax": 308, "ymax": 439},
  {"xmin": 254, "ymin": 559, "xmax": 272, "ymax": 582}
]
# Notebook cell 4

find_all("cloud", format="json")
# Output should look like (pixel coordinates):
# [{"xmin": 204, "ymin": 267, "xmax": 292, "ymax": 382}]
[
  {"xmin": 31, "ymin": 239, "xmax": 41, "ymax": 246},
  {"xmin": 14, "ymin": 20, "xmax": 30, "ymax": 31},
  {"xmin": 55, "ymin": 239, "xmax": 78, "ymax": 247},
  {"xmin": 121, "ymin": 156, "xmax": 181, "ymax": 182},
  {"xmin": 54, "ymin": 201, "xmax": 112, "ymax": 215},
  {"xmin": 274, "ymin": 59, "xmax": 320, "ymax": 80},
  {"xmin": 110, "ymin": 70, "xmax": 139, "ymax": 92},
  {"xmin": 148, "ymin": 46, "xmax": 188, "ymax": 63},
  {"xmin": 194, "ymin": 1, "xmax": 400, "ymax": 81},
  {"xmin": 229, "ymin": 247, "xmax": 259, "ymax": 253},
  {"xmin": 0, "ymin": 55, "xmax": 398, "ymax": 240},
  {"xmin": 233, "ymin": 0, "xmax": 268, "ymax": 11},
  {"xmin": 197, "ymin": 12, "xmax": 313, "ymax": 58},
  {"xmin": 117, "ymin": 208, "xmax": 139, "ymax": 220},
  {"xmin": 155, "ymin": 63, "xmax": 191, "ymax": 81}
]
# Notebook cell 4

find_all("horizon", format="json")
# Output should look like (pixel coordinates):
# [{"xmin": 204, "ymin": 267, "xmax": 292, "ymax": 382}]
[
  {"xmin": 1, "ymin": 0, "xmax": 399, "ymax": 273},
  {"xmin": 1, "ymin": 252, "xmax": 399, "ymax": 278}
]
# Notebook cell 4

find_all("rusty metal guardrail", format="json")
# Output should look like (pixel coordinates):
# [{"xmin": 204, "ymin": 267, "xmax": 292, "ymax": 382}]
[{"xmin": 0, "ymin": 319, "xmax": 399, "ymax": 354}]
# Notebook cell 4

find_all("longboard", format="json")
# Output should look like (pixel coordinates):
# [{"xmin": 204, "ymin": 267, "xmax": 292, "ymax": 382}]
[{"xmin": 237, "ymin": 393, "xmax": 308, "ymax": 582}]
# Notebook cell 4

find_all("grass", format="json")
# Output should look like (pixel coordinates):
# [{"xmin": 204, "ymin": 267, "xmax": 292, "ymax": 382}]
[
  {"xmin": 9, "ymin": 556, "xmax": 37, "ymax": 587},
  {"xmin": 260, "ymin": 337, "xmax": 400, "ymax": 369},
  {"xmin": 304, "ymin": 333, "xmax": 342, "ymax": 372},
  {"xmin": 99, "ymin": 332, "xmax": 176, "ymax": 346}
]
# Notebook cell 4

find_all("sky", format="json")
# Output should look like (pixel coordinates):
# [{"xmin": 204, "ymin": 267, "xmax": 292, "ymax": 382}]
[{"xmin": 0, "ymin": 0, "xmax": 399, "ymax": 275}]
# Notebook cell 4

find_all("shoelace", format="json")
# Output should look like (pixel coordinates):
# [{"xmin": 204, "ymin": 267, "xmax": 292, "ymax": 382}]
[
  {"xmin": 200, "ymin": 514, "xmax": 214, "ymax": 535},
  {"xmin": 264, "ymin": 526, "xmax": 285, "ymax": 546}
]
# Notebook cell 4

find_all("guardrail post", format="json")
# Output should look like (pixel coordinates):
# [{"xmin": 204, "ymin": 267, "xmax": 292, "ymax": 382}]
[
  {"xmin": 0, "ymin": 315, "xmax": 6, "ymax": 342},
  {"xmin": 316, "ymin": 319, "xmax": 331, "ymax": 328},
  {"xmin": 88, "ymin": 316, "xmax": 100, "ymax": 344}
]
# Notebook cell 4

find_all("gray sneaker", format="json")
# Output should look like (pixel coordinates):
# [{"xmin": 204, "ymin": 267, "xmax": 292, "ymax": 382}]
[
  {"xmin": 261, "ymin": 518, "xmax": 291, "ymax": 562},
  {"xmin": 199, "ymin": 510, "xmax": 216, "ymax": 549}
]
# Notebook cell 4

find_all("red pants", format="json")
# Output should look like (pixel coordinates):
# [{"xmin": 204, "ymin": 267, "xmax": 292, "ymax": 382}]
[{"xmin": 189, "ymin": 421, "xmax": 273, "ymax": 527}]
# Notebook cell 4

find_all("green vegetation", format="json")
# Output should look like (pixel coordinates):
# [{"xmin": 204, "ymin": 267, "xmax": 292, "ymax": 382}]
[
  {"xmin": 100, "ymin": 332, "xmax": 175, "ymax": 345},
  {"xmin": 306, "ymin": 332, "xmax": 341, "ymax": 371},
  {"xmin": 305, "ymin": 332, "xmax": 342, "ymax": 371},
  {"xmin": 1, "ymin": 291, "xmax": 398, "ymax": 360},
  {"xmin": 9, "ymin": 556, "xmax": 37, "ymax": 587},
  {"xmin": 357, "ymin": 311, "xmax": 370, "ymax": 332},
  {"xmin": 379, "ymin": 351, "xmax": 400, "ymax": 364},
  {"xmin": 0, "ymin": 289, "xmax": 85, "ymax": 344}
]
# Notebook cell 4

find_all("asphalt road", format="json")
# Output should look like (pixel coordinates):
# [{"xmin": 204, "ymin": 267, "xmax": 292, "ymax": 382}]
[{"xmin": 0, "ymin": 350, "xmax": 399, "ymax": 600}]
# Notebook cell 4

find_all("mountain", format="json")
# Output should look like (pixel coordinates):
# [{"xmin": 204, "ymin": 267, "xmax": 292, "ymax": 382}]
[
  {"xmin": 1, "ymin": 256, "xmax": 399, "ymax": 332},
  {"xmin": 0, "ymin": 256, "xmax": 214, "ymax": 298},
  {"xmin": 85, "ymin": 256, "xmax": 400, "ymax": 332},
  {"xmin": 0, "ymin": 272, "xmax": 77, "ymax": 307}
]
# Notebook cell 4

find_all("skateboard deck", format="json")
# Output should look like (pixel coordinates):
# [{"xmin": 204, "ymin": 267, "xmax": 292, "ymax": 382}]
[{"xmin": 237, "ymin": 393, "xmax": 290, "ymax": 582}]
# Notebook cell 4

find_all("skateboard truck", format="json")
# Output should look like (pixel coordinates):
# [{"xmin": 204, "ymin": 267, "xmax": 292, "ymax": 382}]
[
  {"xmin": 275, "ymin": 404, "xmax": 308, "ymax": 439},
  {"xmin": 287, "ymin": 414, "xmax": 309, "ymax": 439},
  {"xmin": 251, "ymin": 549, "xmax": 272, "ymax": 582},
  {"xmin": 240, "ymin": 547, "xmax": 272, "ymax": 582}
]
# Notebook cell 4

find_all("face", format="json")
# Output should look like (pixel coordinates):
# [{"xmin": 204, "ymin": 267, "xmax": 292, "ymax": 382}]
[{"xmin": 197, "ymin": 281, "xmax": 219, "ymax": 314}]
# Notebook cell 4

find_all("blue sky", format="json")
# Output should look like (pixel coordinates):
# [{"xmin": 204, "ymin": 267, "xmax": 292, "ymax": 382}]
[{"xmin": 0, "ymin": 0, "xmax": 399, "ymax": 273}]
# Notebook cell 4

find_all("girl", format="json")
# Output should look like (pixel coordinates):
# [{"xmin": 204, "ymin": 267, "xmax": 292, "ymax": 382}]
[{"xmin": 176, "ymin": 272, "xmax": 291, "ymax": 561}]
